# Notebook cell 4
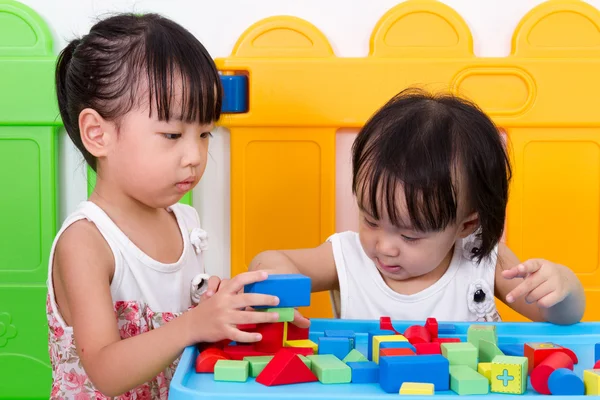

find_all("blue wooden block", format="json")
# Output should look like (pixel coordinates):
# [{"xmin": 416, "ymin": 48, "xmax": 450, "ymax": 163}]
[
  {"xmin": 318, "ymin": 337, "xmax": 352, "ymax": 360},
  {"xmin": 499, "ymin": 344, "xmax": 524, "ymax": 357},
  {"xmin": 243, "ymin": 274, "xmax": 311, "ymax": 309},
  {"xmin": 596, "ymin": 343, "xmax": 600, "ymax": 362},
  {"xmin": 348, "ymin": 361, "xmax": 379, "ymax": 383},
  {"xmin": 379, "ymin": 354, "xmax": 449, "ymax": 393},
  {"xmin": 325, "ymin": 330, "xmax": 356, "ymax": 348},
  {"xmin": 380, "ymin": 341, "xmax": 416, "ymax": 352},
  {"xmin": 367, "ymin": 329, "xmax": 394, "ymax": 361},
  {"xmin": 548, "ymin": 368, "xmax": 584, "ymax": 395}
]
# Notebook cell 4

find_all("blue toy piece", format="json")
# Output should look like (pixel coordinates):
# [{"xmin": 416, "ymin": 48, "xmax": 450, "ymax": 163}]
[
  {"xmin": 325, "ymin": 330, "xmax": 356, "ymax": 348},
  {"xmin": 318, "ymin": 337, "xmax": 352, "ymax": 360},
  {"xmin": 548, "ymin": 368, "xmax": 584, "ymax": 395},
  {"xmin": 438, "ymin": 323, "xmax": 456, "ymax": 335},
  {"xmin": 347, "ymin": 361, "xmax": 379, "ymax": 383},
  {"xmin": 220, "ymin": 74, "xmax": 248, "ymax": 113},
  {"xmin": 498, "ymin": 344, "xmax": 524, "ymax": 357},
  {"xmin": 380, "ymin": 341, "xmax": 416, "ymax": 352},
  {"xmin": 596, "ymin": 343, "xmax": 600, "ymax": 362},
  {"xmin": 379, "ymin": 354, "xmax": 450, "ymax": 393},
  {"xmin": 243, "ymin": 273, "xmax": 311, "ymax": 309},
  {"xmin": 367, "ymin": 329, "xmax": 394, "ymax": 360}
]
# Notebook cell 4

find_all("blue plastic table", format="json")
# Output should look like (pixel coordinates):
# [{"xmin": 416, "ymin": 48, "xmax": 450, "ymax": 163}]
[{"xmin": 169, "ymin": 319, "xmax": 600, "ymax": 399}]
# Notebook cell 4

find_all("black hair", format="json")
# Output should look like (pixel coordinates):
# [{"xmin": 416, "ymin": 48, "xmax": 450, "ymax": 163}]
[
  {"xmin": 352, "ymin": 88, "xmax": 511, "ymax": 262},
  {"xmin": 56, "ymin": 13, "xmax": 223, "ymax": 171}
]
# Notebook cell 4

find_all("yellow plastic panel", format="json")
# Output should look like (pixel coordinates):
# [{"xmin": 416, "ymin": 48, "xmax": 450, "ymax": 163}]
[
  {"xmin": 231, "ymin": 127, "xmax": 335, "ymax": 318},
  {"xmin": 218, "ymin": 0, "xmax": 600, "ymax": 320}
]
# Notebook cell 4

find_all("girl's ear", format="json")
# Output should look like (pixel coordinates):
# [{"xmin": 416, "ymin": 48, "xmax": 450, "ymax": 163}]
[
  {"xmin": 458, "ymin": 212, "xmax": 479, "ymax": 238},
  {"xmin": 79, "ymin": 108, "xmax": 115, "ymax": 158}
]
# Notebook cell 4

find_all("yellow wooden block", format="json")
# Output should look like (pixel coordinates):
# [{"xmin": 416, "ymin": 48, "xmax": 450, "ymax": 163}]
[
  {"xmin": 478, "ymin": 362, "xmax": 492, "ymax": 382},
  {"xmin": 400, "ymin": 382, "xmax": 435, "ymax": 395},
  {"xmin": 373, "ymin": 335, "xmax": 408, "ymax": 364},
  {"xmin": 283, "ymin": 321, "xmax": 288, "ymax": 344},
  {"xmin": 284, "ymin": 339, "xmax": 318, "ymax": 352},
  {"xmin": 584, "ymin": 369, "xmax": 600, "ymax": 395}
]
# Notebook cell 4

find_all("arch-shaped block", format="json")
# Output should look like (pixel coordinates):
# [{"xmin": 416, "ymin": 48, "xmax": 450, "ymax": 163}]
[
  {"xmin": 370, "ymin": 0, "xmax": 473, "ymax": 58},
  {"xmin": 230, "ymin": 16, "xmax": 333, "ymax": 58},
  {"xmin": 0, "ymin": 0, "xmax": 52, "ymax": 56},
  {"xmin": 513, "ymin": 0, "xmax": 600, "ymax": 57}
]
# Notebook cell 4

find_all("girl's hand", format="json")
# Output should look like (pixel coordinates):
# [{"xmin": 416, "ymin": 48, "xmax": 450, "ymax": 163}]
[
  {"xmin": 187, "ymin": 270, "xmax": 281, "ymax": 344},
  {"xmin": 502, "ymin": 259, "xmax": 577, "ymax": 308},
  {"xmin": 200, "ymin": 275, "xmax": 222, "ymax": 301},
  {"xmin": 292, "ymin": 309, "xmax": 311, "ymax": 329}
]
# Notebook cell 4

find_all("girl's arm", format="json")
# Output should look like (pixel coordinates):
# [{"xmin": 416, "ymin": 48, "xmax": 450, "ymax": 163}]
[
  {"xmin": 248, "ymin": 242, "xmax": 339, "ymax": 292},
  {"xmin": 494, "ymin": 243, "xmax": 586, "ymax": 325},
  {"xmin": 54, "ymin": 221, "xmax": 279, "ymax": 397}
]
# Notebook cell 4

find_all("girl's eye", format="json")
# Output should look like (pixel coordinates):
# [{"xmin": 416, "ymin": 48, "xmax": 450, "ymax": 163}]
[
  {"xmin": 201, "ymin": 132, "xmax": 213, "ymax": 139},
  {"xmin": 163, "ymin": 133, "xmax": 181, "ymax": 140},
  {"xmin": 401, "ymin": 235, "xmax": 418, "ymax": 242},
  {"xmin": 364, "ymin": 218, "xmax": 378, "ymax": 228}
]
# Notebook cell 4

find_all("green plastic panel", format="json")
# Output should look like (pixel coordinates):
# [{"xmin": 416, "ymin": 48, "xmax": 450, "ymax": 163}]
[{"xmin": 0, "ymin": 1, "xmax": 59, "ymax": 398}]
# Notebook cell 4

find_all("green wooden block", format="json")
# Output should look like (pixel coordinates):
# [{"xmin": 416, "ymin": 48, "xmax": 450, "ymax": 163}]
[
  {"xmin": 214, "ymin": 360, "xmax": 249, "ymax": 382},
  {"xmin": 257, "ymin": 307, "xmax": 295, "ymax": 322},
  {"xmin": 467, "ymin": 325, "xmax": 498, "ymax": 349},
  {"xmin": 491, "ymin": 356, "xmax": 528, "ymax": 394},
  {"xmin": 299, "ymin": 355, "xmax": 311, "ymax": 369},
  {"xmin": 243, "ymin": 356, "xmax": 273, "ymax": 377},
  {"xmin": 450, "ymin": 365, "xmax": 490, "ymax": 395},
  {"xmin": 479, "ymin": 339, "xmax": 504, "ymax": 363},
  {"xmin": 343, "ymin": 349, "xmax": 368, "ymax": 363},
  {"xmin": 441, "ymin": 342, "xmax": 478, "ymax": 370},
  {"xmin": 306, "ymin": 354, "xmax": 351, "ymax": 384}
]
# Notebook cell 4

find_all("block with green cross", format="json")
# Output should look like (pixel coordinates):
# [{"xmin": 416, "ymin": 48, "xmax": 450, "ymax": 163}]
[{"xmin": 491, "ymin": 355, "xmax": 528, "ymax": 394}]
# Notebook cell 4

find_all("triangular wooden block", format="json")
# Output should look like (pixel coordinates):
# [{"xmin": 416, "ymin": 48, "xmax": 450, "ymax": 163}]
[{"xmin": 256, "ymin": 349, "xmax": 317, "ymax": 386}]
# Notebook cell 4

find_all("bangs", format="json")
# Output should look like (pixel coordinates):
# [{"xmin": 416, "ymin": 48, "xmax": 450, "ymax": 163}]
[
  {"xmin": 144, "ymin": 20, "xmax": 222, "ymax": 123},
  {"xmin": 353, "ymin": 101, "xmax": 459, "ymax": 232}
]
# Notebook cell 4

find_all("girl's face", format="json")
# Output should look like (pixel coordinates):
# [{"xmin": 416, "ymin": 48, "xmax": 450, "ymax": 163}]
[
  {"xmin": 104, "ymin": 105, "xmax": 213, "ymax": 208},
  {"xmin": 357, "ymin": 184, "xmax": 476, "ymax": 284}
]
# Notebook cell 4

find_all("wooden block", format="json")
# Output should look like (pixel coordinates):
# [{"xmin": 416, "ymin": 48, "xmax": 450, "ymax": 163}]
[
  {"xmin": 286, "ymin": 322, "xmax": 309, "ymax": 340},
  {"xmin": 195, "ymin": 348, "xmax": 229, "ymax": 373},
  {"xmin": 372, "ymin": 335, "xmax": 408, "ymax": 364},
  {"xmin": 318, "ymin": 337, "xmax": 352, "ymax": 360},
  {"xmin": 325, "ymin": 329, "xmax": 356, "ymax": 348},
  {"xmin": 243, "ymin": 356, "xmax": 273, "ymax": 377},
  {"xmin": 343, "ymin": 349, "xmax": 367, "ymax": 363},
  {"xmin": 441, "ymin": 342, "xmax": 478, "ymax": 370},
  {"xmin": 223, "ymin": 345, "xmax": 269, "ymax": 360},
  {"xmin": 584, "ymin": 369, "xmax": 600, "ymax": 395},
  {"xmin": 479, "ymin": 339, "xmax": 504, "ymax": 363},
  {"xmin": 524, "ymin": 342, "xmax": 578, "ymax": 374},
  {"xmin": 257, "ymin": 307, "xmax": 294, "ymax": 322},
  {"xmin": 548, "ymin": 368, "xmax": 584, "ymax": 395},
  {"xmin": 415, "ymin": 342, "xmax": 441, "ymax": 355},
  {"xmin": 306, "ymin": 354, "xmax": 351, "ymax": 384},
  {"xmin": 254, "ymin": 322, "xmax": 285, "ymax": 353},
  {"xmin": 478, "ymin": 362, "xmax": 492, "ymax": 382},
  {"xmin": 284, "ymin": 339, "xmax": 318, "ymax": 352},
  {"xmin": 380, "ymin": 347, "xmax": 415, "ymax": 357},
  {"xmin": 450, "ymin": 365, "xmax": 489, "ymax": 395},
  {"xmin": 530, "ymin": 352, "xmax": 573, "ymax": 395},
  {"xmin": 400, "ymin": 382, "xmax": 434, "ymax": 395},
  {"xmin": 491, "ymin": 355, "xmax": 528, "ymax": 394},
  {"xmin": 467, "ymin": 325, "xmax": 497, "ymax": 349},
  {"xmin": 255, "ymin": 350, "xmax": 317, "ymax": 386},
  {"xmin": 348, "ymin": 361, "xmax": 379, "ymax": 383},
  {"xmin": 214, "ymin": 360, "xmax": 249, "ymax": 382},
  {"xmin": 403, "ymin": 325, "xmax": 431, "ymax": 344}
]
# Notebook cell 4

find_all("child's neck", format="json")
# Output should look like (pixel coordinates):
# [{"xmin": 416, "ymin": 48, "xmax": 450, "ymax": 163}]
[{"xmin": 382, "ymin": 246, "xmax": 455, "ymax": 296}]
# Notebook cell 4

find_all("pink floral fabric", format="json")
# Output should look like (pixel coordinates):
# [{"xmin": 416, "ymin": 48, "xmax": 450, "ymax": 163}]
[{"xmin": 47, "ymin": 296, "xmax": 183, "ymax": 399}]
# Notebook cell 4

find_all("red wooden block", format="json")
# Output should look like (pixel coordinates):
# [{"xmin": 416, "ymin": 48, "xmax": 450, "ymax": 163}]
[
  {"xmin": 256, "ymin": 349, "xmax": 318, "ymax": 386},
  {"xmin": 223, "ymin": 345, "xmax": 270, "ymax": 360},
  {"xmin": 524, "ymin": 343, "xmax": 579, "ymax": 373},
  {"xmin": 195, "ymin": 348, "xmax": 229, "ymax": 373},
  {"xmin": 531, "ymin": 352, "xmax": 574, "ymax": 394},
  {"xmin": 433, "ymin": 337, "xmax": 461, "ymax": 343},
  {"xmin": 595, "ymin": 360, "xmax": 600, "ymax": 369},
  {"xmin": 425, "ymin": 318, "xmax": 438, "ymax": 339},
  {"xmin": 379, "ymin": 316, "xmax": 401, "ymax": 334},
  {"xmin": 280, "ymin": 346, "xmax": 314, "ymax": 356},
  {"xmin": 380, "ymin": 347, "xmax": 415, "ymax": 357},
  {"xmin": 254, "ymin": 322, "xmax": 285, "ymax": 353},
  {"xmin": 403, "ymin": 325, "xmax": 431, "ymax": 344},
  {"xmin": 196, "ymin": 339, "xmax": 231, "ymax": 352},
  {"xmin": 237, "ymin": 324, "xmax": 258, "ymax": 331},
  {"xmin": 286, "ymin": 322, "xmax": 310, "ymax": 340},
  {"xmin": 415, "ymin": 342, "xmax": 442, "ymax": 355}
]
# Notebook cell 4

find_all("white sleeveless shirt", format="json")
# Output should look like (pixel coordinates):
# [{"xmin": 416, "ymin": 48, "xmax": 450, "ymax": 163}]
[
  {"xmin": 46, "ymin": 201, "xmax": 208, "ymax": 399},
  {"xmin": 328, "ymin": 231, "xmax": 501, "ymax": 322}
]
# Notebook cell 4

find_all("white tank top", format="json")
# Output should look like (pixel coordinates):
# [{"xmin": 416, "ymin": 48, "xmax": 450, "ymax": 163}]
[
  {"xmin": 47, "ymin": 201, "xmax": 207, "ymax": 315},
  {"xmin": 328, "ymin": 231, "xmax": 501, "ymax": 322}
]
